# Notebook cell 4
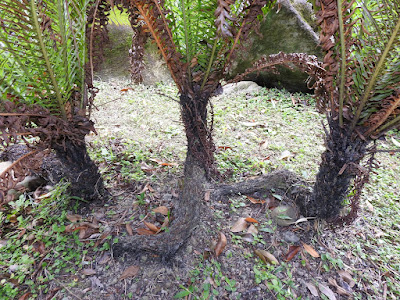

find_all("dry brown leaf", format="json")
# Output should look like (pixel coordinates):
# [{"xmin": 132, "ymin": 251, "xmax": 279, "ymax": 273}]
[
  {"xmin": 137, "ymin": 228, "xmax": 156, "ymax": 235},
  {"xmin": 82, "ymin": 268, "xmax": 97, "ymax": 276},
  {"xmin": 79, "ymin": 228, "xmax": 86, "ymax": 239},
  {"xmin": 215, "ymin": 232, "xmax": 227, "ymax": 257},
  {"xmin": 246, "ymin": 224, "xmax": 258, "ymax": 234},
  {"xmin": 328, "ymin": 277, "xmax": 351, "ymax": 296},
  {"xmin": 231, "ymin": 218, "xmax": 248, "ymax": 232},
  {"xmin": 149, "ymin": 158, "xmax": 178, "ymax": 166},
  {"xmin": 305, "ymin": 282, "xmax": 319, "ymax": 297},
  {"xmin": 302, "ymin": 242, "xmax": 320, "ymax": 258},
  {"xmin": 319, "ymin": 283, "xmax": 337, "ymax": 300},
  {"xmin": 120, "ymin": 265, "xmax": 140, "ymax": 280},
  {"xmin": 18, "ymin": 292, "xmax": 31, "ymax": 300},
  {"xmin": 126, "ymin": 223, "xmax": 133, "ymax": 236},
  {"xmin": 245, "ymin": 217, "xmax": 259, "ymax": 223},
  {"xmin": 246, "ymin": 195, "xmax": 266, "ymax": 204},
  {"xmin": 144, "ymin": 221, "xmax": 160, "ymax": 233},
  {"xmin": 66, "ymin": 214, "xmax": 82, "ymax": 223},
  {"xmin": 204, "ymin": 190, "xmax": 211, "ymax": 202},
  {"xmin": 338, "ymin": 270, "xmax": 356, "ymax": 288},
  {"xmin": 284, "ymin": 245, "xmax": 301, "ymax": 262},
  {"xmin": 152, "ymin": 206, "xmax": 169, "ymax": 215},
  {"xmin": 254, "ymin": 249, "xmax": 279, "ymax": 265}
]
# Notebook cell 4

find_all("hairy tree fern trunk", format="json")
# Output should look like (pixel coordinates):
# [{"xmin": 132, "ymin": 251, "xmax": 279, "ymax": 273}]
[
  {"xmin": 299, "ymin": 119, "xmax": 368, "ymax": 219},
  {"xmin": 50, "ymin": 137, "xmax": 106, "ymax": 202},
  {"xmin": 180, "ymin": 93, "xmax": 216, "ymax": 178}
]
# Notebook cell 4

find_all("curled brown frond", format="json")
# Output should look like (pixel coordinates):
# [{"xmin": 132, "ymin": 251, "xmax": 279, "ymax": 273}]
[
  {"xmin": 228, "ymin": 52, "xmax": 325, "ymax": 92},
  {"xmin": 215, "ymin": 0, "xmax": 235, "ymax": 38},
  {"xmin": 131, "ymin": 0, "xmax": 185, "ymax": 91}
]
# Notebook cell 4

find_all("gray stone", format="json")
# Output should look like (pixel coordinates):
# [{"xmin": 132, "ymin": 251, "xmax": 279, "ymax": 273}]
[
  {"xmin": 228, "ymin": 0, "xmax": 322, "ymax": 92},
  {"xmin": 282, "ymin": 231, "xmax": 300, "ymax": 243},
  {"xmin": 271, "ymin": 205, "xmax": 298, "ymax": 226},
  {"xmin": 222, "ymin": 81, "xmax": 262, "ymax": 96}
]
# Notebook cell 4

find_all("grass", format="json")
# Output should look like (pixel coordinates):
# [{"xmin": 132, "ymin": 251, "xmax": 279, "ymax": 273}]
[{"xmin": 1, "ymin": 82, "xmax": 399, "ymax": 299}]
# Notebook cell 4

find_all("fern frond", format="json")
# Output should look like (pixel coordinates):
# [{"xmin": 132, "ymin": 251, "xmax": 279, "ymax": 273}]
[{"xmin": 0, "ymin": 0, "xmax": 89, "ymax": 118}]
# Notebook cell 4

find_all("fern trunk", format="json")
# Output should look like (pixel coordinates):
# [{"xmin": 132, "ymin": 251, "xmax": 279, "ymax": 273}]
[
  {"xmin": 300, "ymin": 119, "xmax": 368, "ymax": 219},
  {"xmin": 50, "ymin": 137, "xmax": 106, "ymax": 202},
  {"xmin": 180, "ymin": 93, "xmax": 216, "ymax": 178}
]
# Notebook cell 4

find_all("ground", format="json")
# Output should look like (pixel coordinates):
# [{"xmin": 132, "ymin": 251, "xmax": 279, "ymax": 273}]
[{"xmin": 1, "ymin": 26, "xmax": 400, "ymax": 300}]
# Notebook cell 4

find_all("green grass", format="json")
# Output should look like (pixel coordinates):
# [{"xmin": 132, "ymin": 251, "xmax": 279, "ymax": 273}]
[{"xmin": 0, "ymin": 183, "xmax": 86, "ymax": 299}]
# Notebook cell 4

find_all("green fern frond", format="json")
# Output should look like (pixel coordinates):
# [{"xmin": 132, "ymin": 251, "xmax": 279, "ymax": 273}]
[{"xmin": 0, "ymin": 0, "xmax": 89, "ymax": 118}]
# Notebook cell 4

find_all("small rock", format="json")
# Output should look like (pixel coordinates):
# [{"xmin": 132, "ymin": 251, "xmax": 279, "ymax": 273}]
[
  {"xmin": 271, "ymin": 205, "xmax": 298, "ymax": 226},
  {"xmin": 282, "ymin": 231, "xmax": 300, "ymax": 243}
]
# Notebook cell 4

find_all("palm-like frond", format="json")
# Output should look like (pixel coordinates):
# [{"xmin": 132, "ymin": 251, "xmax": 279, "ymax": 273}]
[
  {"xmin": 316, "ymin": 0, "xmax": 400, "ymax": 137},
  {"xmin": 130, "ymin": 0, "xmax": 276, "ymax": 95},
  {"xmin": 0, "ymin": 0, "xmax": 89, "ymax": 119}
]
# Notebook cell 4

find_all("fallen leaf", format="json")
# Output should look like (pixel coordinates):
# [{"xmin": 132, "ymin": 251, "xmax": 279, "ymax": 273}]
[
  {"xmin": 364, "ymin": 201, "xmax": 374, "ymax": 212},
  {"xmin": 328, "ymin": 277, "xmax": 351, "ymax": 296},
  {"xmin": 204, "ymin": 190, "xmax": 211, "ymax": 201},
  {"xmin": 79, "ymin": 228, "xmax": 86, "ymax": 239},
  {"xmin": 231, "ymin": 218, "xmax": 248, "ymax": 232},
  {"xmin": 242, "ymin": 233, "xmax": 254, "ymax": 243},
  {"xmin": 0, "ymin": 240, "xmax": 7, "ymax": 248},
  {"xmin": 254, "ymin": 249, "xmax": 279, "ymax": 265},
  {"xmin": 98, "ymin": 253, "xmax": 111, "ymax": 265},
  {"xmin": 18, "ymin": 292, "xmax": 31, "ymax": 300},
  {"xmin": 246, "ymin": 195, "xmax": 266, "ymax": 204},
  {"xmin": 33, "ymin": 241, "xmax": 46, "ymax": 254},
  {"xmin": 120, "ymin": 265, "xmax": 140, "ymax": 280},
  {"xmin": 247, "ymin": 224, "xmax": 258, "ymax": 234},
  {"xmin": 17, "ymin": 228, "xmax": 26, "ymax": 239},
  {"xmin": 89, "ymin": 276, "xmax": 104, "ymax": 289},
  {"xmin": 144, "ymin": 221, "xmax": 160, "ymax": 233},
  {"xmin": 215, "ymin": 232, "xmax": 227, "ymax": 257},
  {"xmin": 82, "ymin": 268, "xmax": 96, "ymax": 276},
  {"xmin": 284, "ymin": 245, "xmax": 301, "ymax": 262},
  {"xmin": 391, "ymin": 136, "xmax": 400, "ymax": 147},
  {"xmin": 278, "ymin": 150, "xmax": 294, "ymax": 160},
  {"xmin": 126, "ymin": 223, "xmax": 133, "ymax": 236},
  {"xmin": 153, "ymin": 206, "xmax": 169, "ymax": 215},
  {"xmin": 137, "ymin": 228, "xmax": 156, "ymax": 235},
  {"xmin": 149, "ymin": 158, "xmax": 178, "ymax": 166},
  {"xmin": 272, "ymin": 194, "xmax": 282, "ymax": 201},
  {"xmin": 305, "ymin": 282, "xmax": 319, "ymax": 297},
  {"xmin": 302, "ymin": 242, "xmax": 320, "ymax": 258},
  {"xmin": 245, "ymin": 217, "xmax": 259, "ymax": 223},
  {"xmin": 319, "ymin": 283, "xmax": 337, "ymax": 300},
  {"xmin": 217, "ymin": 146, "xmax": 232, "ymax": 150},
  {"xmin": 120, "ymin": 88, "xmax": 131, "ymax": 92},
  {"xmin": 241, "ymin": 121, "xmax": 264, "ymax": 127},
  {"xmin": 338, "ymin": 270, "xmax": 355, "ymax": 288},
  {"xmin": 67, "ymin": 214, "xmax": 82, "ymax": 223}
]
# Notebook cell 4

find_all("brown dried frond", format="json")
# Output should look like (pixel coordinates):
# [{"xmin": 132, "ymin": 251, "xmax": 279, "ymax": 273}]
[
  {"xmin": 215, "ymin": 0, "xmax": 235, "ymax": 38},
  {"xmin": 228, "ymin": 52, "xmax": 325, "ymax": 93},
  {"xmin": 131, "ymin": 0, "xmax": 185, "ymax": 91}
]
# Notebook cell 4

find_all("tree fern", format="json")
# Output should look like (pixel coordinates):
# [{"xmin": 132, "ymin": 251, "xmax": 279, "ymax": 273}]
[{"xmin": 300, "ymin": 0, "xmax": 400, "ymax": 221}]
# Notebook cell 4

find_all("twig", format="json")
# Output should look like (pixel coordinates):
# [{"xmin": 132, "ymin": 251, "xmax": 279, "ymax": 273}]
[
  {"xmin": 44, "ymin": 269, "xmax": 83, "ymax": 300},
  {"xmin": 96, "ymin": 97, "xmax": 122, "ymax": 107}
]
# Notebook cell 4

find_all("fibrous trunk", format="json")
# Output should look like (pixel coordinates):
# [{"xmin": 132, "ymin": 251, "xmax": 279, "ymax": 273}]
[
  {"xmin": 298, "ymin": 119, "xmax": 368, "ymax": 219},
  {"xmin": 50, "ymin": 137, "xmax": 106, "ymax": 201},
  {"xmin": 180, "ymin": 93, "xmax": 216, "ymax": 178}
]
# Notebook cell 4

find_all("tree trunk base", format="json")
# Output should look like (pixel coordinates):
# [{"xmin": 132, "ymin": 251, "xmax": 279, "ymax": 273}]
[
  {"xmin": 113, "ymin": 154, "xmax": 206, "ymax": 260},
  {"xmin": 113, "ymin": 168, "xmax": 311, "ymax": 260}
]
